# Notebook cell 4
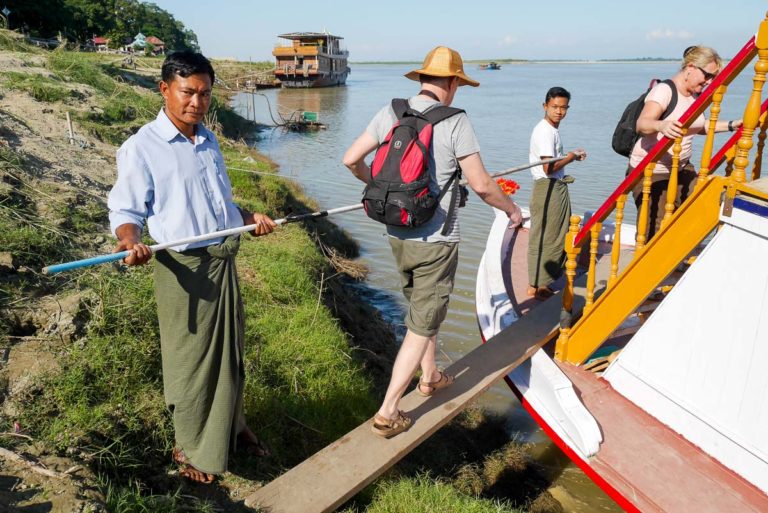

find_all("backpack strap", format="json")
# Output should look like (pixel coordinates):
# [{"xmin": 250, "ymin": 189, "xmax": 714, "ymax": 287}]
[
  {"xmin": 659, "ymin": 79, "xmax": 678, "ymax": 120},
  {"xmin": 438, "ymin": 167, "xmax": 462, "ymax": 236},
  {"xmin": 423, "ymin": 106, "xmax": 465, "ymax": 125},
  {"xmin": 391, "ymin": 98, "xmax": 411, "ymax": 120}
]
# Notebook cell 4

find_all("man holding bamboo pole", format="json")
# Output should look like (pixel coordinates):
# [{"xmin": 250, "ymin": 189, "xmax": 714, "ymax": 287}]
[{"xmin": 108, "ymin": 51, "xmax": 275, "ymax": 484}]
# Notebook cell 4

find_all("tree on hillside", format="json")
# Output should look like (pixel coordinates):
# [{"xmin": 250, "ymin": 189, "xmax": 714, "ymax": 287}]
[
  {"xmin": 4, "ymin": 0, "xmax": 199, "ymax": 51},
  {"xmin": 64, "ymin": 0, "xmax": 113, "ymax": 42},
  {"xmin": 5, "ymin": 0, "xmax": 74, "ymax": 38}
]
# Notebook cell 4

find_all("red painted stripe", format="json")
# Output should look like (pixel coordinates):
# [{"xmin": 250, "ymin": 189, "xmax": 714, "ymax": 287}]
[
  {"xmin": 709, "ymin": 98, "xmax": 768, "ymax": 172},
  {"xmin": 514, "ymin": 385, "xmax": 643, "ymax": 513},
  {"xmin": 480, "ymin": 322, "xmax": 640, "ymax": 510},
  {"xmin": 575, "ymin": 36, "xmax": 757, "ymax": 247}
]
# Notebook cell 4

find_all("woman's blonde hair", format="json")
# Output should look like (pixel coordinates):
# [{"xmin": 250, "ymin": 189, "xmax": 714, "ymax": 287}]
[{"xmin": 682, "ymin": 45, "xmax": 724, "ymax": 71}]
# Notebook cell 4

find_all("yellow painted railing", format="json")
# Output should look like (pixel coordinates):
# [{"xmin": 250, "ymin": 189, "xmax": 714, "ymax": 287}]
[{"xmin": 555, "ymin": 12, "xmax": 768, "ymax": 364}]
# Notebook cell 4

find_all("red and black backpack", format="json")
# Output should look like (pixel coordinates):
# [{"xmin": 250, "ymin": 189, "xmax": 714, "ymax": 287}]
[{"xmin": 362, "ymin": 98, "xmax": 464, "ymax": 232}]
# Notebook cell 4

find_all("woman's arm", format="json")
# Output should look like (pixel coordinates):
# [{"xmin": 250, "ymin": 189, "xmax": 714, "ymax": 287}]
[{"xmin": 636, "ymin": 100, "xmax": 684, "ymax": 139}]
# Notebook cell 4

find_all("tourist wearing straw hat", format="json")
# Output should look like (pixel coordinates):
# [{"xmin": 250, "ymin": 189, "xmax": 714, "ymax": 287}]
[{"xmin": 343, "ymin": 46, "xmax": 522, "ymax": 438}]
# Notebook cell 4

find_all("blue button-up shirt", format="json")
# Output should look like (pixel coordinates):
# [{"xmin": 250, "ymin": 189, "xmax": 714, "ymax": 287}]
[{"xmin": 108, "ymin": 109, "xmax": 243, "ymax": 251}]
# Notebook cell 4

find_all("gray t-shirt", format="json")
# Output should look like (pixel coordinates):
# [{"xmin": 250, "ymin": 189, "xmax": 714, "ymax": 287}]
[{"xmin": 365, "ymin": 96, "xmax": 480, "ymax": 243}]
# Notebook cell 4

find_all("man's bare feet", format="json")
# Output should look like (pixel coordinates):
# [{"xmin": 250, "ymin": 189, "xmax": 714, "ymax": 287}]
[
  {"xmin": 237, "ymin": 425, "xmax": 270, "ymax": 457},
  {"xmin": 528, "ymin": 285, "xmax": 555, "ymax": 300},
  {"xmin": 173, "ymin": 446, "xmax": 215, "ymax": 484},
  {"xmin": 179, "ymin": 463, "xmax": 215, "ymax": 484}
]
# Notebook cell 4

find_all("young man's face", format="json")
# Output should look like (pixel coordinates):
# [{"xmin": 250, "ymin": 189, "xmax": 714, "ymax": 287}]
[
  {"xmin": 543, "ymin": 96, "xmax": 570, "ymax": 127},
  {"xmin": 159, "ymin": 73, "xmax": 212, "ymax": 136}
]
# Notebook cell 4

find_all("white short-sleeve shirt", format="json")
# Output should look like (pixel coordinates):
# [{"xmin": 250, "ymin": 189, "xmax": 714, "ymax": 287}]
[{"xmin": 529, "ymin": 119, "xmax": 564, "ymax": 181}]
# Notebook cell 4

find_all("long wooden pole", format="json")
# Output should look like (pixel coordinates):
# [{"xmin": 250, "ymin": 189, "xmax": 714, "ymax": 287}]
[
  {"xmin": 43, "ymin": 156, "xmax": 568, "ymax": 275},
  {"xmin": 42, "ymin": 203, "xmax": 364, "ymax": 274}
]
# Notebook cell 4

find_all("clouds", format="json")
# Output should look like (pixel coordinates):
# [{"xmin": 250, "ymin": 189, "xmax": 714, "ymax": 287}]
[{"xmin": 646, "ymin": 28, "xmax": 694, "ymax": 41}]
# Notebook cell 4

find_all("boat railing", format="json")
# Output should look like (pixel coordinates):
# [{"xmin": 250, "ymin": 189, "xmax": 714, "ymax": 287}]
[{"xmin": 556, "ymin": 13, "xmax": 768, "ymax": 364}]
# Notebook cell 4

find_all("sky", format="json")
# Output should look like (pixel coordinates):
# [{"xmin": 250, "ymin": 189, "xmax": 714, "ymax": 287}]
[{"xmin": 149, "ymin": 1, "xmax": 766, "ymax": 62}]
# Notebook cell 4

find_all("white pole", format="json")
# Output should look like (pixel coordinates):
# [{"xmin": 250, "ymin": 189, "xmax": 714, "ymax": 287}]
[{"xmin": 66, "ymin": 111, "xmax": 75, "ymax": 145}]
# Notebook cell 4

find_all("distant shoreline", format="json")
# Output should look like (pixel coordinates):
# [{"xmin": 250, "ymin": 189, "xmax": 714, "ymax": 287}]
[{"xmin": 350, "ymin": 59, "xmax": 681, "ymax": 65}]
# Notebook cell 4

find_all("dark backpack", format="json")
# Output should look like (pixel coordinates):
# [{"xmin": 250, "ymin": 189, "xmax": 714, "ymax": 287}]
[
  {"xmin": 362, "ymin": 99, "xmax": 464, "ymax": 232},
  {"xmin": 612, "ymin": 79, "xmax": 678, "ymax": 157}
]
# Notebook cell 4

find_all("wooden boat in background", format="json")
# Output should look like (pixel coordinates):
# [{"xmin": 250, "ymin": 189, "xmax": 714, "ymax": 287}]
[
  {"xmin": 273, "ymin": 32, "xmax": 349, "ymax": 88},
  {"xmin": 476, "ymin": 21, "xmax": 768, "ymax": 513},
  {"xmin": 479, "ymin": 61, "xmax": 501, "ymax": 70}
]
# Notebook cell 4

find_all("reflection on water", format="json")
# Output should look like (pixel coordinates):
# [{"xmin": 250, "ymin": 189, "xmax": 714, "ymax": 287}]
[{"xmin": 233, "ymin": 64, "xmax": 752, "ymax": 511}]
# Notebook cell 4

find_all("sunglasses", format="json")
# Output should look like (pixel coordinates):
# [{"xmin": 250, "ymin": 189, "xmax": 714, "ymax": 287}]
[{"xmin": 695, "ymin": 65, "xmax": 718, "ymax": 81}]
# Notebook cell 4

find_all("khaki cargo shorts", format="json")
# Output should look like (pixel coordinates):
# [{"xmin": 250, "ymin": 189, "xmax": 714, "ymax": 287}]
[{"xmin": 388, "ymin": 238, "xmax": 459, "ymax": 337}]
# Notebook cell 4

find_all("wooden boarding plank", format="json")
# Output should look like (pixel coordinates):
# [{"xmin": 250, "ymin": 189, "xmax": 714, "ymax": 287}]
[{"xmin": 245, "ymin": 284, "xmax": 588, "ymax": 513}]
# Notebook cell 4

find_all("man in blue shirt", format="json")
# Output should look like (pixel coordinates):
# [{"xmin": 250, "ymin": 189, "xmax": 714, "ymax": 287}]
[{"xmin": 108, "ymin": 51, "xmax": 275, "ymax": 483}]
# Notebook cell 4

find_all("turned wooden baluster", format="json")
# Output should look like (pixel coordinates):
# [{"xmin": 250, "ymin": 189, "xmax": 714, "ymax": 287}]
[
  {"xmin": 584, "ymin": 222, "xmax": 603, "ymax": 313},
  {"xmin": 752, "ymin": 110, "xmax": 768, "ymax": 180},
  {"xmin": 635, "ymin": 162, "xmax": 656, "ymax": 250},
  {"xmin": 609, "ymin": 193, "xmax": 627, "ymax": 287},
  {"xmin": 662, "ymin": 132, "xmax": 685, "ymax": 227},
  {"xmin": 697, "ymin": 84, "xmax": 728, "ymax": 188},
  {"xmin": 730, "ymin": 13, "xmax": 768, "ymax": 190},
  {"xmin": 555, "ymin": 215, "xmax": 582, "ymax": 361},
  {"xmin": 725, "ymin": 147, "xmax": 736, "ymax": 177}
]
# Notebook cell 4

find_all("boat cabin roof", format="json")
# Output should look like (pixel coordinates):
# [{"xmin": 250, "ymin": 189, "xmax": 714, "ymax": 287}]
[{"xmin": 278, "ymin": 32, "xmax": 343, "ymax": 41}]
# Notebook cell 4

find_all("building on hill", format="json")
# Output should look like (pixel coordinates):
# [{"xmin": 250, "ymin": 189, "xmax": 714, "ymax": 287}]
[
  {"xmin": 92, "ymin": 36, "xmax": 108, "ymax": 52},
  {"xmin": 145, "ymin": 36, "xmax": 165, "ymax": 55}
]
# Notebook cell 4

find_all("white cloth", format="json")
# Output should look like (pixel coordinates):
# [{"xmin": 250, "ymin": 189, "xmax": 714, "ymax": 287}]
[{"xmin": 529, "ymin": 118, "xmax": 564, "ymax": 181}]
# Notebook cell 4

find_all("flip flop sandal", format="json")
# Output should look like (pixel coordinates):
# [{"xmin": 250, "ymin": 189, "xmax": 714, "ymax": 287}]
[
  {"xmin": 371, "ymin": 410, "xmax": 412, "ymax": 438},
  {"xmin": 416, "ymin": 370, "xmax": 455, "ymax": 397},
  {"xmin": 237, "ymin": 431, "xmax": 271, "ymax": 458}
]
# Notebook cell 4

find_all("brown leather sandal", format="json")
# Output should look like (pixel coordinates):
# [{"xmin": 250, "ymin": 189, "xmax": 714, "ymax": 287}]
[
  {"xmin": 371, "ymin": 410, "xmax": 412, "ymax": 438},
  {"xmin": 416, "ymin": 370, "xmax": 455, "ymax": 397}
]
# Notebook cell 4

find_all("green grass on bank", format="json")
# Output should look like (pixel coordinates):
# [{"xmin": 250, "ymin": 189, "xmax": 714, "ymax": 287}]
[
  {"xmin": 347, "ymin": 474, "xmax": 525, "ymax": 513},
  {"xmin": 2, "ymin": 71, "xmax": 78, "ymax": 103}
]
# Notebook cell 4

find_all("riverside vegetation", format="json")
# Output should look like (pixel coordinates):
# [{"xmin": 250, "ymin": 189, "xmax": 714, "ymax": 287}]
[{"xmin": 0, "ymin": 29, "xmax": 565, "ymax": 513}]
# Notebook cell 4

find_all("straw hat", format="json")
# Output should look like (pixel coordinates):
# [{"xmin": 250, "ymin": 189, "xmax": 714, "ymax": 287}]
[{"xmin": 405, "ymin": 46, "xmax": 479, "ymax": 87}]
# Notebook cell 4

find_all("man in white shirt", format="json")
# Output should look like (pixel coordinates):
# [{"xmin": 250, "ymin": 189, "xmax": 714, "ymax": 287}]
[{"xmin": 527, "ymin": 87, "xmax": 586, "ymax": 300}]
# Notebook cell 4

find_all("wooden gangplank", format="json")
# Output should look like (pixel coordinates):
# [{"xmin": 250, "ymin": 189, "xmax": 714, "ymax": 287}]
[{"xmin": 244, "ymin": 283, "xmax": 588, "ymax": 513}]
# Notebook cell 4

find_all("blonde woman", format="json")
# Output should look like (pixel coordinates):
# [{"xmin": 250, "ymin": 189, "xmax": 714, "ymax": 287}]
[{"xmin": 630, "ymin": 45, "xmax": 741, "ymax": 240}]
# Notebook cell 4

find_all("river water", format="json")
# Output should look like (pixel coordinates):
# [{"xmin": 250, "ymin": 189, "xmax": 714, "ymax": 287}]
[{"xmin": 233, "ymin": 63, "xmax": 752, "ymax": 511}]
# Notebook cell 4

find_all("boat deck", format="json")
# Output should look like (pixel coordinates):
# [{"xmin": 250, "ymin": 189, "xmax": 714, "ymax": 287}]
[
  {"xmin": 559, "ymin": 362, "xmax": 768, "ymax": 513},
  {"xmin": 504, "ymin": 225, "xmax": 768, "ymax": 512}
]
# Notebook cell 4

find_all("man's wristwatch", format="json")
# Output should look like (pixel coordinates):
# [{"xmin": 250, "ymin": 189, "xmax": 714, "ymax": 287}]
[{"xmin": 728, "ymin": 120, "xmax": 735, "ymax": 132}]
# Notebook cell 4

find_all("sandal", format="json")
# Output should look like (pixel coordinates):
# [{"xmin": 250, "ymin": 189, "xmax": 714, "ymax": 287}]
[
  {"xmin": 237, "ymin": 430, "xmax": 270, "ymax": 458},
  {"xmin": 371, "ymin": 410, "xmax": 412, "ymax": 438},
  {"xmin": 416, "ymin": 370, "xmax": 454, "ymax": 397},
  {"xmin": 172, "ymin": 446, "xmax": 215, "ymax": 484}
]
